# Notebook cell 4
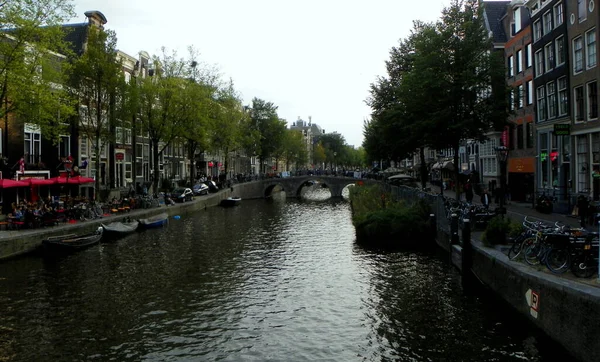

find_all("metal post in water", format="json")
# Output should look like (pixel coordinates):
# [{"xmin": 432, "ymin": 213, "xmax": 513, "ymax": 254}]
[{"xmin": 451, "ymin": 213, "xmax": 459, "ymax": 245}]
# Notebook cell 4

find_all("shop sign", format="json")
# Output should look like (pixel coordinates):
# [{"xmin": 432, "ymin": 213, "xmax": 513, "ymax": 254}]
[
  {"xmin": 553, "ymin": 124, "xmax": 570, "ymax": 136},
  {"xmin": 115, "ymin": 153, "xmax": 124, "ymax": 161}
]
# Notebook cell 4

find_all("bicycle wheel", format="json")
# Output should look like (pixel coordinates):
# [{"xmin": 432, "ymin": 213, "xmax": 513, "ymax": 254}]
[
  {"xmin": 524, "ymin": 243, "xmax": 542, "ymax": 265},
  {"xmin": 508, "ymin": 237, "xmax": 533, "ymax": 260},
  {"xmin": 571, "ymin": 253, "xmax": 597, "ymax": 278},
  {"xmin": 545, "ymin": 248, "xmax": 571, "ymax": 274}
]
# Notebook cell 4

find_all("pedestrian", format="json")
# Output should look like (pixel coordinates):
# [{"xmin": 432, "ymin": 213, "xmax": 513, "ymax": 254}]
[
  {"xmin": 481, "ymin": 189, "xmax": 490, "ymax": 210},
  {"xmin": 464, "ymin": 179, "xmax": 474, "ymax": 204}
]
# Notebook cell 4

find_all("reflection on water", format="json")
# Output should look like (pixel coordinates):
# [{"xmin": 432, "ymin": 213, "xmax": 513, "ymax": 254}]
[{"xmin": 0, "ymin": 198, "xmax": 574, "ymax": 361}]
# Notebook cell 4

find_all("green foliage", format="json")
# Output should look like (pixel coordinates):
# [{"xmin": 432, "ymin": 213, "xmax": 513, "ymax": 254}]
[
  {"xmin": 0, "ymin": 0, "xmax": 76, "ymax": 142},
  {"xmin": 350, "ymin": 185, "xmax": 432, "ymax": 247},
  {"xmin": 481, "ymin": 216, "xmax": 513, "ymax": 245}
]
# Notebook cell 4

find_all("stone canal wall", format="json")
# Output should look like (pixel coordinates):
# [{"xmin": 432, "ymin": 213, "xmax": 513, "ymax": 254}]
[{"xmin": 469, "ymin": 241, "xmax": 600, "ymax": 362}]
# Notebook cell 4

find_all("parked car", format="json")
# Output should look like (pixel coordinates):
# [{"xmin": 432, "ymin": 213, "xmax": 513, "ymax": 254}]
[
  {"xmin": 171, "ymin": 187, "xmax": 193, "ymax": 202},
  {"xmin": 204, "ymin": 180, "xmax": 219, "ymax": 193},
  {"xmin": 193, "ymin": 183, "xmax": 209, "ymax": 196}
]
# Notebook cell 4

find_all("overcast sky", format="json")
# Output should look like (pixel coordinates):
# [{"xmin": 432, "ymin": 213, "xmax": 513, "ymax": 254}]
[{"xmin": 70, "ymin": 0, "xmax": 452, "ymax": 147}]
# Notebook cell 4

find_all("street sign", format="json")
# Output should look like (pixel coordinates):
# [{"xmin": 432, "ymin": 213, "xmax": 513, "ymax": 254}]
[{"xmin": 554, "ymin": 124, "xmax": 570, "ymax": 136}]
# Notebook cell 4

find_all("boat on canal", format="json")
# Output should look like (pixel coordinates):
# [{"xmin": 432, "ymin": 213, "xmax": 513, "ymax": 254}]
[
  {"xmin": 220, "ymin": 197, "xmax": 241, "ymax": 207},
  {"xmin": 101, "ymin": 218, "xmax": 139, "ymax": 235},
  {"xmin": 42, "ymin": 227, "xmax": 104, "ymax": 252},
  {"xmin": 138, "ymin": 213, "xmax": 169, "ymax": 229}
]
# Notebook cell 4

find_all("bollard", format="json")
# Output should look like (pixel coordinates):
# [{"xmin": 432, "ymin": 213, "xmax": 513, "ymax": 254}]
[
  {"xmin": 451, "ymin": 213, "xmax": 459, "ymax": 245},
  {"xmin": 462, "ymin": 218, "xmax": 472, "ymax": 272}
]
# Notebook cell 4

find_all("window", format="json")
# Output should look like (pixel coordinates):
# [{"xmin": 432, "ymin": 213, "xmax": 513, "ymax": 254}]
[
  {"xmin": 526, "ymin": 44, "xmax": 533, "ymax": 68},
  {"xmin": 518, "ymin": 84, "xmax": 524, "ymax": 108},
  {"xmin": 527, "ymin": 80, "xmax": 534, "ymax": 105},
  {"xmin": 533, "ymin": 20, "xmax": 542, "ymax": 42},
  {"xmin": 124, "ymin": 72, "xmax": 131, "ymax": 84},
  {"xmin": 58, "ymin": 135, "xmax": 70, "ymax": 159},
  {"xmin": 578, "ymin": 0, "xmax": 587, "ymax": 22},
  {"xmin": 573, "ymin": 36, "xmax": 584, "ymax": 73},
  {"xmin": 544, "ymin": 42, "xmax": 554, "ymax": 71},
  {"xmin": 586, "ymin": 29, "xmax": 597, "ymax": 69},
  {"xmin": 510, "ymin": 89, "xmax": 515, "ymax": 110},
  {"xmin": 516, "ymin": 50, "xmax": 523, "ymax": 73},
  {"xmin": 24, "ymin": 131, "xmax": 41, "ymax": 164},
  {"xmin": 124, "ymin": 129, "xmax": 132, "ymax": 145},
  {"xmin": 125, "ymin": 153, "xmax": 132, "ymax": 180},
  {"xmin": 540, "ymin": 134, "xmax": 549, "ymax": 187},
  {"xmin": 115, "ymin": 127, "xmax": 123, "ymax": 144},
  {"xmin": 543, "ymin": 11, "xmax": 552, "ymax": 34},
  {"xmin": 537, "ymin": 86, "xmax": 547, "ymax": 121},
  {"xmin": 517, "ymin": 124, "xmax": 524, "ymax": 149},
  {"xmin": 547, "ymin": 82, "xmax": 557, "ymax": 118},
  {"xmin": 555, "ymin": 36, "xmax": 565, "ymax": 65},
  {"xmin": 526, "ymin": 122, "xmax": 534, "ymax": 148},
  {"xmin": 554, "ymin": 3, "xmax": 563, "ymax": 27},
  {"xmin": 80, "ymin": 137, "xmax": 87, "ymax": 157},
  {"xmin": 535, "ymin": 50, "xmax": 544, "ymax": 77},
  {"xmin": 514, "ymin": 7, "xmax": 522, "ymax": 33},
  {"xmin": 577, "ymin": 134, "xmax": 589, "ymax": 192},
  {"xmin": 575, "ymin": 86, "xmax": 585, "ymax": 121},
  {"xmin": 558, "ymin": 77, "xmax": 568, "ymax": 116},
  {"xmin": 588, "ymin": 81, "xmax": 598, "ymax": 119}
]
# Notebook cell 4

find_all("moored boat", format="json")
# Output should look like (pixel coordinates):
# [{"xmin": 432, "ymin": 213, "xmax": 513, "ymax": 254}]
[
  {"xmin": 42, "ymin": 227, "xmax": 104, "ymax": 252},
  {"xmin": 220, "ymin": 197, "xmax": 241, "ymax": 207},
  {"xmin": 138, "ymin": 213, "xmax": 169, "ymax": 228},
  {"xmin": 101, "ymin": 219, "xmax": 139, "ymax": 235}
]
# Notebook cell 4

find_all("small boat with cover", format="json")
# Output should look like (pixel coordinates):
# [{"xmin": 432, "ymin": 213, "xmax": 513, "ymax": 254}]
[
  {"xmin": 42, "ymin": 227, "xmax": 104, "ymax": 252},
  {"xmin": 138, "ymin": 213, "xmax": 169, "ymax": 228},
  {"xmin": 101, "ymin": 218, "xmax": 139, "ymax": 235},
  {"xmin": 220, "ymin": 197, "xmax": 241, "ymax": 207}
]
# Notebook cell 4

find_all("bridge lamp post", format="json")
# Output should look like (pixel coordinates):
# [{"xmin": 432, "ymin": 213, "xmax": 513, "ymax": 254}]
[{"xmin": 333, "ymin": 152, "xmax": 337, "ymax": 175}]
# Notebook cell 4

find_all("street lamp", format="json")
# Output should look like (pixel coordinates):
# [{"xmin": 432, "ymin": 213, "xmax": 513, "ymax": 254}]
[
  {"xmin": 495, "ymin": 145, "xmax": 509, "ymax": 216},
  {"xmin": 333, "ymin": 152, "xmax": 337, "ymax": 175}
]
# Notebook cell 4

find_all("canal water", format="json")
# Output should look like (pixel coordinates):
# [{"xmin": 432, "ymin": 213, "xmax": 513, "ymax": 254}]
[{"xmin": 0, "ymin": 191, "xmax": 574, "ymax": 361}]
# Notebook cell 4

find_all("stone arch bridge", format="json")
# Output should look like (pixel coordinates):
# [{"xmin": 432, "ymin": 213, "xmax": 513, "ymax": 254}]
[{"xmin": 259, "ymin": 176, "xmax": 379, "ymax": 198}]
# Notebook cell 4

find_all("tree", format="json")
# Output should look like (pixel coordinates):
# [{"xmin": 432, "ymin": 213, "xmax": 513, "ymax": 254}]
[
  {"xmin": 68, "ymin": 26, "xmax": 123, "ymax": 199},
  {"xmin": 280, "ymin": 129, "xmax": 308, "ymax": 171},
  {"xmin": 0, "ymin": 0, "xmax": 76, "ymax": 154},
  {"xmin": 248, "ymin": 98, "xmax": 286, "ymax": 174}
]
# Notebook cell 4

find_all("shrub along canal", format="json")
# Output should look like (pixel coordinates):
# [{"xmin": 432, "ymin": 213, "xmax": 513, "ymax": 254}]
[{"xmin": 0, "ymin": 194, "xmax": 576, "ymax": 361}]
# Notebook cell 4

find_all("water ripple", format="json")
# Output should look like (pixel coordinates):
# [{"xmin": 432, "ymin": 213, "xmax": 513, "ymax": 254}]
[{"xmin": 0, "ymin": 197, "xmax": 575, "ymax": 361}]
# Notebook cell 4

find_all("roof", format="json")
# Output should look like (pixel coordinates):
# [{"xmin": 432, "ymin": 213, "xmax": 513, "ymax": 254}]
[{"xmin": 482, "ymin": 0, "xmax": 510, "ymax": 44}]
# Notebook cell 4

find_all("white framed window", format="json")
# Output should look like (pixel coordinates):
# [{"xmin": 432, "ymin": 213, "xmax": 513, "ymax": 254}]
[
  {"xmin": 527, "ymin": 80, "xmax": 534, "ymax": 105},
  {"xmin": 508, "ymin": 55, "xmax": 514, "ymax": 76},
  {"xmin": 547, "ymin": 82, "xmax": 557, "ymax": 119},
  {"xmin": 124, "ymin": 129, "xmax": 132, "ymax": 145},
  {"xmin": 587, "ymin": 81, "xmax": 598, "ymax": 120},
  {"xmin": 554, "ymin": 3, "xmax": 563, "ymax": 27},
  {"xmin": 124, "ymin": 72, "xmax": 131, "ymax": 84},
  {"xmin": 537, "ymin": 86, "xmax": 547, "ymax": 121},
  {"xmin": 558, "ymin": 76, "xmax": 568, "ymax": 116},
  {"xmin": 543, "ymin": 11, "xmax": 552, "ymax": 35},
  {"xmin": 544, "ymin": 42, "xmax": 554, "ymax": 71},
  {"xmin": 575, "ymin": 85, "xmax": 585, "ymax": 121},
  {"xmin": 555, "ymin": 36, "xmax": 566, "ymax": 66},
  {"xmin": 80, "ymin": 137, "xmax": 87, "ymax": 157},
  {"xmin": 526, "ymin": 43, "xmax": 533, "ymax": 68},
  {"xmin": 533, "ymin": 20, "xmax": 542, "ymax": 42},
  {"xmin": 514, "ymin": 7, "xmax": 521, "ymax": 33},
  {"xmin": 24, "ymin": 123, "xmax": 41, "ymax": 164},
  {"xmin": 578, "ymin": 0, "xmax": 587, "ymax": 22},
  {"xmin": 573, "ymin": 36, "xmax": 584, "ymax": 73},
  {"xmin": 586, "ymin": 28, "xmax": 597, "ymax": 69},
  {"xmin": 125, "ymin": 153, "xmax": 132, "ymax": 181},
  {"xmin": 518, "ymin": 84, "xmax": 524, "ymax": 108},
  {"xmin": 535, "ymin": 50, "xmax": 544, "ymax": 77},
  {"xmin": 516, "ymin": 49, "xmax": 523, "ymax": 73},
  {"xmin": 115, "ymin": 127, "xmax": 123, "ymax": 144}
]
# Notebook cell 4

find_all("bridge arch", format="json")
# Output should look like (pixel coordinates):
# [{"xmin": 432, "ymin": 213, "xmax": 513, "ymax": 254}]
[{"xmin": 260, "ymin": 176, "xmax": 377, "ymax": 198}]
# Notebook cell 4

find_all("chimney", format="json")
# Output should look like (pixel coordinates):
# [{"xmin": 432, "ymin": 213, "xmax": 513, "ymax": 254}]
[
  {"xmin": 84, "ymin": 10, "xmax": 107, "ymax": 28},
  {"xmin": 308, "ymin": 116, "xmax": 312, "ymax": 125}
]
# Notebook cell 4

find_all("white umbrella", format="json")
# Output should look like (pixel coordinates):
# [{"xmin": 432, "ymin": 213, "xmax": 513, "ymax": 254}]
[{"xmin": 387, "ymin": 173, "xmax": 414, "ymax": 180}]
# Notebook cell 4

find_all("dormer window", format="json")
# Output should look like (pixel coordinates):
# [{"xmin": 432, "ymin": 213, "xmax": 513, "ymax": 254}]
[{"xmin": 513, "ymin": 7, "xmax": 521, "ymax": 33}]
